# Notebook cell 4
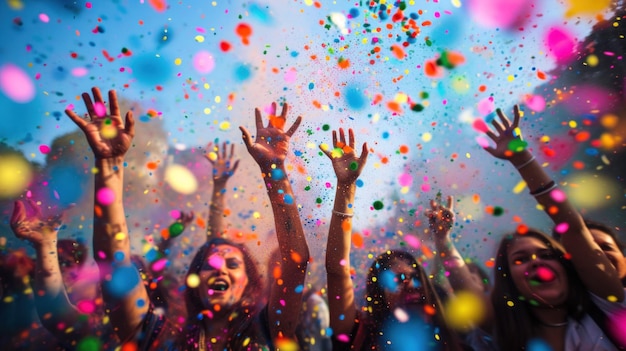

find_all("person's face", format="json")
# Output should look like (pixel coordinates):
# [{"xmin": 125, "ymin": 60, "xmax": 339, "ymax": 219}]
[
  {"xmin": 507, "ymin": 236, "xmax": 568, "ymax": 307},
  {"xmin": 198, "ymin": 244, "xmax": 249, "ymax": 310},
  {"xmin": 590, "ymin": 229, "xmax": 626, "ymax": 280},
  {"xmin": 381, "ymin": 259, "xmax": 426, "ymax": 312}
]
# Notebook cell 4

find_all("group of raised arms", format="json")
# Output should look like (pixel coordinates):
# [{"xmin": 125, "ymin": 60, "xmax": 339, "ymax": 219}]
[{"xmin": 3, "ymin": 87, "xmax": 626, "ymax": 351}]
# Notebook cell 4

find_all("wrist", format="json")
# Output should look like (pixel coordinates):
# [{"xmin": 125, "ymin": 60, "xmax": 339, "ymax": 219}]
[{"xmin": 508, "ymin": 150, "xmax": 533, "ymax": 168}]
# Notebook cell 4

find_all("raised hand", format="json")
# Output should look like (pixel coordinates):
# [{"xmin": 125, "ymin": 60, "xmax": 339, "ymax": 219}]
[
  {"xmin": 319, "ymin": 128, "xmax": 368, "ymax": 185},
  {"xmin": 10, "ymin": 199, "xmax": 63, "ymax": 247},
  {"xmin": 425, "ymin": 195, "xmax": 455, "ymax": 239},
  {"xmin": 64, "ymin": 87, "xmax": 135, "ymax": 159},
  {"xmin": 204, "ymin": 142, "xmax": 240, "ymax": 184},
  {"xmin": 483, "ymin": 105, "xmax": 523, "ymax": 160},
  {"xmin": 239, "ymin": 102, "xmax": 302, "ymax": 168}
]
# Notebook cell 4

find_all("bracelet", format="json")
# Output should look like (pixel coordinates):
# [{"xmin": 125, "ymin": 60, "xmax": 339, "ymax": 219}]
[
  {"xmin": 332, "ymin": 209, "xmax": 354, "ymax": 218},
  {"xmin": 515, "ymin": 155, "xmax": 536, "ymax": 170},
  {"xmin": 530, "ymin": 180, "xmax": 557, "ymax": 197}
]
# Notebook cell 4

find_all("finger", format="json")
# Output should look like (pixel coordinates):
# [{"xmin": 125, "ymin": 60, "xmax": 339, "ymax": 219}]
[
  {"xmin": 124, "ymin": 111, "xmax": 135, "ymax": 139},
  {"xmin": 485, "ymin": 130, "xmax": 497, "ymax": 141},
  {"xmin": 338, "ymin": 128, "xmax": 346, "ymax": 145},
  {"xmin": 497, "ymin": 108, "xmax": 510, "ymax": 129},
  {"xmin": 82, "ymin": 92, "xmax": 96, "ymax": 118},
  {"xmin": 10, "ymin": 201, "xmax": 26, "ymax": 226},
  {"xmin": 254, "ymin": 108, "xmax": 264, "ymax": 131},
  {"xmin": 222, "ymin": 141, "xmax": 227, "ymax": 160},
  {"xmin": 429, "ymin": 198, "xmax": 437, "ymax": 210},
  {"xmin": 319, "ymin": 143, "xmax": 332, "ymax": 159},
  {"xmin": 231, "ymin": 160, "xmax": 240, "ymax": 174},
  {"xmin": 348, "ymin": 129, "xmax": 355, "ymax": 149},
  {"xmin": 26, "ymin": 198, "xmax": 42, "ymax": 218},
  {"xmin": 65, "ymin": 109, "xmax": 89, "ymax": 130},
  {"xmin": 229, "ymin": 143, "xmax": 235, "ymax": 160},
  {"xmin": 332, "ymin": 130, "xmax": 338, "ymax": 146},
  {"xmin": 109, "ymin": 90, "xmax": 120, "ymax": 117},
  {"xmin": 285, "ymin": 115, "xmax": 302, "ymax": 137},
  {"xmin": 491, "ymin": 118, "xmax": 504, "ymax": 134},
  {"xmin": 484, "ymin": 146, "xmax": 497, "ymax": 157},
  {"xmin": 269, "ymin": 102, "xmax": 277, "ymax": 127},
  {"xmin": 280, "ymin": 102, "xmax": 289, "ymax": 119},
  {"xmin": 446, "ymin": 195, "xmax": 454, "ymax": 212},
  {"xmin": 239, "ymin": 126, "xmax": 254, "ymax": 150},
  {"xmin": 512, "ymin": 105, "xmax": 521, "ymax": 129},
  {"xmin": 92, "ymin": 87, "xmax": 106, "ymax": 118},
  {"xmin": 359, "ymin": 142, "xmax": 369, "ymax": 165}
]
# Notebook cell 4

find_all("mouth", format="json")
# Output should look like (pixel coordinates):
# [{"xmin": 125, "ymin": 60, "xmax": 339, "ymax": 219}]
[
  {"xmin": 529, "ymin": 266, "xmax": 556, "ymax": 285},
  {"xmin": 208, "ymin": 278, "xmax": 230, "ymax": 293}
]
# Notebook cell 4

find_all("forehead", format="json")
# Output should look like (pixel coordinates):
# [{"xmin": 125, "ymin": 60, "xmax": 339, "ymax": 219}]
[
  {"xmin": 389, "ymin": 258, "xmax": 418, "ymax": 273},
  {"xmin": 509, "ymin": 236, "xmax": 549, "ymax": 253},
  {"xmin": 590, "ymin": 229, "xmax": 615, "ymax": 244},
  {"xmin": 209, "ymin": 244, "xmax": 244, "ymax": 258}
]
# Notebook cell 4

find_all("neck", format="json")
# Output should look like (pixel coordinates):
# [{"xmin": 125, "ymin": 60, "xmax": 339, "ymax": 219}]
[{"xmin": 532, "ymin": 307, "xmax": 568, "ymax": 329}]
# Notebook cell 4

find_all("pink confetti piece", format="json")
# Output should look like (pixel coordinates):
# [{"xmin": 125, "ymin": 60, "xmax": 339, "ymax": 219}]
[
  {"xmin": 39, "ymin": 144, "xmax": 50, "ymax": 154},
  {"xmin": 94, "ymin": 101, "xmax": 106, "ymax": 117},
  {"xmin": 544, "ymin": 26, "xmax": 576, "ymax": 64},
  {"xmin": 550, "ymin": 189, "xmax": 566, "ymax": 202},
  {"xmin": 0, "ymin": 64, "xmax": 35, "ymax": 103},
  {"xmin": 472, "ymin": 118, "xmax": 490, "ymax": 133},
  {"xmin": 39, "ymin": 13, "xmax": 50, "ymax": 23},
  {"xmin": 554, "ymin": 222, "xmax": 569, "ymax": 234}
]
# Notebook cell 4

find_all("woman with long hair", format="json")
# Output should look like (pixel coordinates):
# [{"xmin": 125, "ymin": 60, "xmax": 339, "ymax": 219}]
[
  {"xmin": 64, "ymin": 87, "xmax": 309, "ymax": 350},
  {"xmin": 482, "ymin": 105, "xmax": 626, "ymax": 350}
]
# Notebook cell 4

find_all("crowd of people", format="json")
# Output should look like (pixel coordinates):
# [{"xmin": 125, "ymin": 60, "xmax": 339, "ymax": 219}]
[{"xmin": 1, "ymin": 87, "xmax": 625, "ymax": 350}]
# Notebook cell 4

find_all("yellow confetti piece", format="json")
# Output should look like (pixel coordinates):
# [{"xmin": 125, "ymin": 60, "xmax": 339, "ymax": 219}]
[
  {"xmin": 507, "ymin": 75, "xmax": 515, "ymax": 82},
  {"xmin": 204, "ymin": 83, "xmax": 210, "ymax": 89},
  {"xmin": 422, "ymin": 133, "xmax": 432, "ymax": 142},
  {"xmin": 215, "ymin": 96, "xmax": 221, "ymax": 103},
  {"xmin": 219, "ymin": 121, "xmax": 230, "ymax": 131},
  {"xmin": 253, "ymin": 211, "xmax": 261, "ymax": 219},
  {"xmin": 607, "ymin": 295, "xmax": 618, "ymax": 302},
  {"xmin": 187, "ymin": 273, "xmax": 200, "ymax": 288},
  {"xmin": 114, "ymin": 232, "xmax": 126, "ymax": 241},
  {"xmin": 513, "ymin": 180, "xmax": 527, "ymax": 194},
  {"xmin": 194, "ymin": 35, "xmax": 205, "ymax": 43},
  {"xmin": 174, "ymin": 58, "xmax": 182, "ymax": 65},
  {"xmin": 207, "ymin": 152, "xmax": 218, "ymax": 161},
  {"xmin": 203, "ymin": 107, "xmax": 211, "ymax": 115},
  {"xmin": 585, "ymin": 54, "xmax": 599, "ymax": 67}
]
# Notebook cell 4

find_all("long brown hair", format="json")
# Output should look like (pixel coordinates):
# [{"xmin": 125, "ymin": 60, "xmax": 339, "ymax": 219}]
[
  {"xmin": 179, "ymin": 238, "xmax": 265, "ymax": 350},
  {"xmin": 491, "ymin": 229, "xmax": 589, "ymax": 350}
]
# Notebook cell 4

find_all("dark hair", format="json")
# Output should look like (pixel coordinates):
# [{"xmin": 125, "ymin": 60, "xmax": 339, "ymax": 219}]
[
  {"xmin": 491, "ymin": 229, "xmax": 589, "ymax": 350},
  {"xmin": 584, "ymin": 219, "xmax": 625, "ymax": 253},
  {"xmin": 179, "ymin": 238, "xmax": 264, "ymax": 350},
  {"xmin": 364, "ymin": 250, "xmax": 463, "ymax": 351}
]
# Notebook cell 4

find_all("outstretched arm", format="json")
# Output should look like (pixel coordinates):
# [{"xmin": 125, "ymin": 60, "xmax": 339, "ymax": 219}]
[
  {"xmin": 320, "ymin": 128, "xmax": 368, "ymax": 339},
  {"xmin": 483, "ymin": 105, "xmax": 623, "ymax": 302},
  {"xmin": 65, "ymin": 87, "xmax": 149, "ymax": 340},
  {"xmin": 204, "ymin": 142, "xmax": 239, "ymax": 241},
  {"xmin": 10, "ymin": 200, "xmax": 87, "ymax": 343},
  {"xmin": 157, "ymin": 210, "xmax": 194, "ymax": 255},
  {"xmin": 240, "ymin": 102, "xmax": 310, "ymax": 341}
]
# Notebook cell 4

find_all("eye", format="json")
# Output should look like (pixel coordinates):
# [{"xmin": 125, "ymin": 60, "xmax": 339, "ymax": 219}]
[
  {"xmin": 513, "ymin": 256, "xmax": 529, "ymax": 265},
  {"xmin": 226, "ymin": 259, "xmax": 241, "ymax": 269},
  {"xmin": 538, "ymin": 251, "xmax": 558, "ymax": 260}
]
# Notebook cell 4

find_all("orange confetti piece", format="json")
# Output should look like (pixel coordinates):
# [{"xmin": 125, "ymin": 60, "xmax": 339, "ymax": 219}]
[
  {"xmin": 341, "ymin": 220, "xmax": 352, "ymax": 232},
  {"xmin": 575, "ymin": 131, "xmax": 590, "ymax": 142},
  {"xmin": 235, "ymin": 23, "xmax": 252, "ymax": 45},
  {"xmin": 537, "ymin": 70, "xmax": 547, "ymax": 80},
  {"xmin": 399, "ymin": 145, "xmax": 409, "ymax": 154},
  {"xmin": 269, "ymin": 115, "xmax": 286, "ymax": 129},
  {"xmin": 161, "ymin": 228, "xmax": 170, "ymax": 240},
  {"xmin": 517, "ymin": 224, "xmax": 528, "ymax": 234},
  {"xmin": 485, "ymin": 260, "xmax": 495, "ymax": 268},
  {"xmin": 290, "ymin": 252, "xmax": 302, "ymax": 263},
  {"xmin": 147, "ymin": 161, "xmax": 158, "ymax": 170},
  {"xmin": 149, "ymin": 0, "xmax": 167, "ymax": 12},
  {"xmin": 424, "ymin": 59, "xmax": 443, "ymax": 78},
  {"xmin": 273, "ymin": 266, "xmax": 282, "ymax": 279},
  {"xmin": 338, "ymin": 57, "xmax": 351, "ymax": 69},
  {"xmin": 352, "ymin": 233, "xmax": 363, "ymax": 248},
  {"xmin": 386, "ymin": 101, "xmax": 403, "ymax": 113},
  {"xmin": 391, "ymin": 44, "xmax": 406, "ymax": 60},
  {"xmin": 421, "ymin": 244, "xmax": 434, "ymax": 259}
]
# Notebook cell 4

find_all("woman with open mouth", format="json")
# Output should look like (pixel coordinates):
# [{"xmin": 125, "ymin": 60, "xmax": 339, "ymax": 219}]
[
  {"xmin": 62, "ymin": 87, "xmax": 310, "ymax": 350},
  {"xmin": 481, "ymin": 105, "xmax": 626, "ymax": 350}
]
